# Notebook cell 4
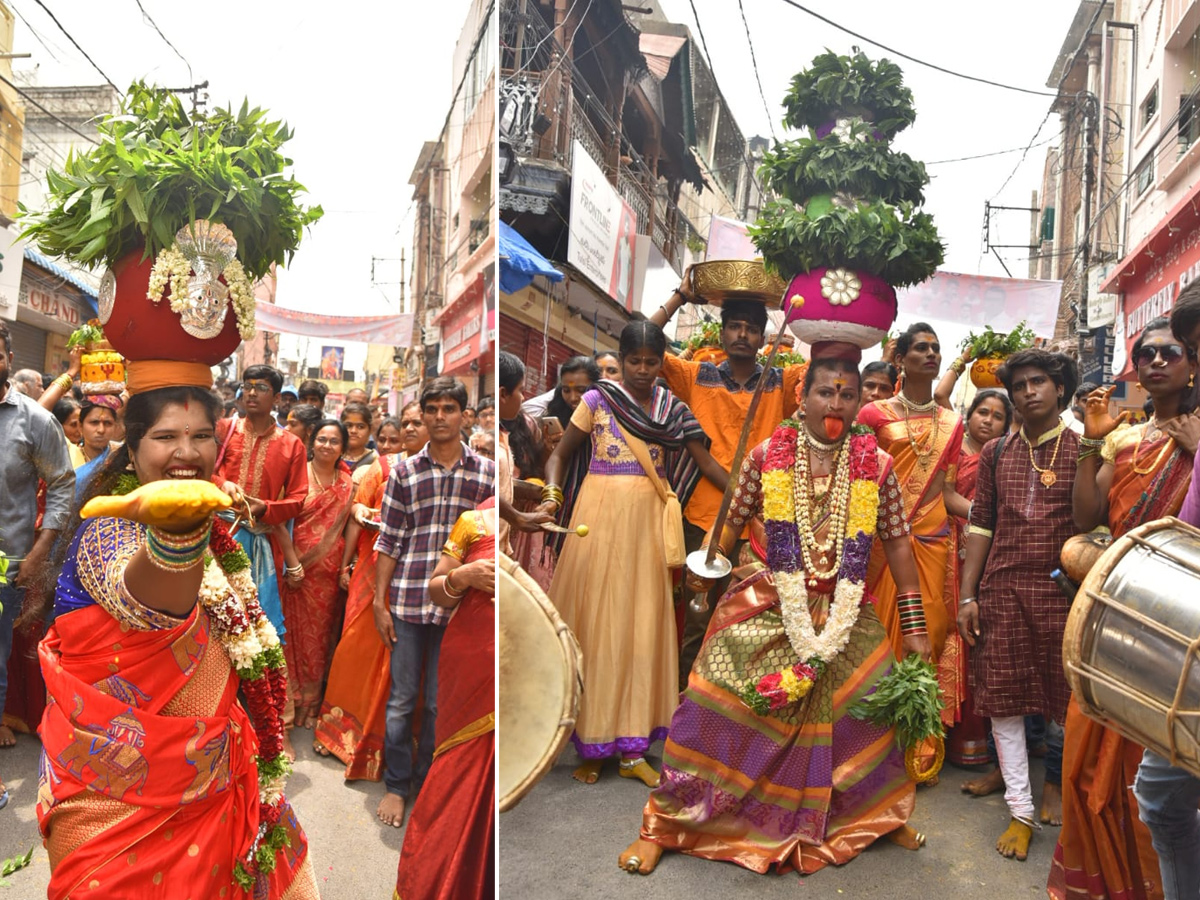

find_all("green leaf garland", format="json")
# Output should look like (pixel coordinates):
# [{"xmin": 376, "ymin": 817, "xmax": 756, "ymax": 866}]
[
  {"xmin": 761, "ymin": 132, "xmax": 928, "ymax": 207},
  {"xmin": 848, "ymin": 654, "xmax": 945, "ymax": 750},
  {"xmin": 782, "ymin": 50, "xmax": 916, "ymax": 139}
]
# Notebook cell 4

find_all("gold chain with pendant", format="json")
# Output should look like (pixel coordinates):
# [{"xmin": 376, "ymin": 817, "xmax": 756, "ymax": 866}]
[{"xmin": 1023, "ymin": 428, "xmax": 1064, "ymax": 488}]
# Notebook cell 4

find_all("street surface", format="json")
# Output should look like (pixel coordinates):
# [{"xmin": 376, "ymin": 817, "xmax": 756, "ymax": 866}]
[
  {"xmin": 0, "ymin": 729, "xmax": 402, "ymax": 898},
  {"xmin": 501, "ymin": 745, "xmax": 1056, "ymax": 898}
]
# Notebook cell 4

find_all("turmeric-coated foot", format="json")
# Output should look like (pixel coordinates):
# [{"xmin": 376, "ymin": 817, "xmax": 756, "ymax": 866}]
[
  {"xmin": 997, "ymin": 818, "xmax": 1033, "ymax": 860},
  {"xmin": 619, "ymin": 838, "xmax": 663, "ymax": 874},
  {"xmin": 618, "ymin": 757, "xmax": 660, "ymax": 787}
]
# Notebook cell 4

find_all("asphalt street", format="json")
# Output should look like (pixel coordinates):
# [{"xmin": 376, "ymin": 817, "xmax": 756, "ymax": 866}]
[
  {"xmin": 0, "ymin": 728, "xmax": 403, "ymax": 898},
  {"xmin": 500, "ymin": 745, "xmax": 1058, "ymax": 898}
]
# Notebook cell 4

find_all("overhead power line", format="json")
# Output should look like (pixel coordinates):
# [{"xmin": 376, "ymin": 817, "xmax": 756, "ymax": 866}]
[
  {"xmin": 927, "ymin": 132, "xmax": 1062, "ymax": 166},
  {"xmin": 9, "ymin": 1, "xmax": 63, "ymax": 62},
  {"xmin": 0, "ymin": 70, "xmax": 101, "ymax": 145},
  {"xmin": 30, "ymin": 0, "xmax": 121, "ymax": 94},
  {"xmin": 737, "ymin": 0, "xmax": 777, "ymax": 142},
  {"xmin": 133, "ymin": 0, "xmax": 193, "ymax": 83},
  {"xmin": 777, "ymin": 0, "xmax": 1058, "ymax": 98}
]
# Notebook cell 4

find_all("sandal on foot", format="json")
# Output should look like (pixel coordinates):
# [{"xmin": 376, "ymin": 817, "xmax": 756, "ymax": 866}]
[{"xmin": 618, "ymin": 758, "xmax": 660, "ymax": 788}]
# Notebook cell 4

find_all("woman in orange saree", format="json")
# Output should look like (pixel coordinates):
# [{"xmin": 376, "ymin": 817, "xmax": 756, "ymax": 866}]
[
  {"xmin": 394, "ymin": 499, "xmax": 495, "ymax": 900},
  {"xmin": 279, "ymin": 419, "xmax": 354, "ymax": 730},
  {"xmin": 315, "ymin": 414, "xmax": 416, "ymax": 778},
  {"xmin": 37, "ymin": 386, "xmax": 317, "ymax": 899},
  {"xmin": 857, "ymin": 322, "xmax": 969, "ymax": 729},
  {"xmin": 1049, "ymin": 318, "xmax": 1197, "ymax": 900}
]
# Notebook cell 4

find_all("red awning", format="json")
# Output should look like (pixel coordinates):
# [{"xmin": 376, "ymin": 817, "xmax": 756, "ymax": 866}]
[{"xmin": 1101, "ymin": 179, "xmax": 1200, "ymax": 295}]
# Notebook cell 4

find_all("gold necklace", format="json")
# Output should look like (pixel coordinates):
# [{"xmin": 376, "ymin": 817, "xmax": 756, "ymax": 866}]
[
  {"xmin": 308, "ymin": 462, "xmax": 333, "ymax": 491},
  {"xmin": 794, "ymin": 432, "xmax": 853, "ymax": 586},
  {"xmin": 1023, "ymin": 428, "xmax": 1064, "ymax": 487},
  {"xmin": 902, "ymin": 402, "xmax": 940, "ymax": 468},
  {"xmin": 1132, "ymin": 421, "xmax": 1174, "ymax": 475}
]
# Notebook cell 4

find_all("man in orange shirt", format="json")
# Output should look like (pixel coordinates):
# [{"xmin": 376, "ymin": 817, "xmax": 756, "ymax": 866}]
[{"xmin": 651, "ymin": 285, "xmax": 806, "ymax": 685}]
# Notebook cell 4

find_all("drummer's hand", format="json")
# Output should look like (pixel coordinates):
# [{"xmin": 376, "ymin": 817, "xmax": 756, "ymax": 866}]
[
  {"xmin": 513, "ymin": 508, "xmax": 554, "ymax": 533},
  {"xmin": 957, "ymin": 600, "xmax": 981, "ymax": 648},
  {"xmin": 1160, "ymin": 411, "xmax": 1200, "ymax": 456},
  {"xmin": 373, "ymin": 596, "xmax": 396, "ymax": 648},
  {"xmin": 455, "ymin": 558, "xmax": 496, "ymax": 594},
  {"xmin": 81, "ymin": 479, "xmax": 232, "ymax": 533},
  {"xmin": 903, "ymin": 632, "xmax": 933, "ymax": 663},
  {"xmin": 1083, "ymin": 385, "xmax": 1130, "ymax": 440}
]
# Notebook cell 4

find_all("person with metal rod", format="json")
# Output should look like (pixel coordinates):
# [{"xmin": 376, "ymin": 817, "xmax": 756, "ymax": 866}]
[
  {"xmin": 619, "ymin": 340, "xmax": 932, "ymax": 875},
  {"xmin": 652, "ymin": 266, "xmax": 808, "ymax": 688}
]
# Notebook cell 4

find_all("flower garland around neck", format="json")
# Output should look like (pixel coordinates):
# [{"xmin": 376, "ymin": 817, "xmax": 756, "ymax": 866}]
[
  {"xmin": 111, "ymin": 475, "xmax": 292, "ymax": 892},
  {"xmin": 746, "ymin": 421, "xmax": 880, "ymax": 715}
]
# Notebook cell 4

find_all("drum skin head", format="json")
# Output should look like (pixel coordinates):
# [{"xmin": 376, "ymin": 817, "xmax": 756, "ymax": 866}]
[{"xmin": 498, "ymin": 554, "xmax": 582, "ymax": 812}]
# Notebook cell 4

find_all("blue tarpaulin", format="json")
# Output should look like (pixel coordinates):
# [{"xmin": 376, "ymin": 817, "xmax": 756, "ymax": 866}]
[{"xmin": 499, "ymin": 220, "xmax": 563, "ymax": 294}]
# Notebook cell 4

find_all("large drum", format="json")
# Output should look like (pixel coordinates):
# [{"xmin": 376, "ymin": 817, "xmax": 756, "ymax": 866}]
[
  {"xmin": 498, "ymin": 552, "xmax": 583, "ymax": 812},
  {"xmin": 1065, "ymin": 517, "xmax": 1200, "ymax": 778}
]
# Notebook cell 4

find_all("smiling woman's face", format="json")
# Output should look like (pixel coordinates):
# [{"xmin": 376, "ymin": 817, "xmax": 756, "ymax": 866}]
[{"xmin": 129, "ymin": 402, "xmax": 218, "ymax": 485}]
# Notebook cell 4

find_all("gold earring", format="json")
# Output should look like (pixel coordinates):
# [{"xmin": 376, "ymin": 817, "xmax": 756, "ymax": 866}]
[
  {"xmin": 1190, "ymin": 373, "xmax": 1196, "ymax": 388},
  {"xmin": 1136, "ymin": 381, "xmax": 1144, "ymax": 389}
]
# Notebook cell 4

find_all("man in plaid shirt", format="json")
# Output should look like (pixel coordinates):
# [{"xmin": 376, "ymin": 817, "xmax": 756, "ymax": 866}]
[{"xmin": 373, "ymin": 376, "xmax": 495, "ymax": 827}]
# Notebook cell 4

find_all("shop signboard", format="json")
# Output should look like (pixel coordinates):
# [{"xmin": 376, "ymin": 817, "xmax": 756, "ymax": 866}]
[{"xmin": 568, "ymin": 139, "xmax": 638, "ymax": 309}]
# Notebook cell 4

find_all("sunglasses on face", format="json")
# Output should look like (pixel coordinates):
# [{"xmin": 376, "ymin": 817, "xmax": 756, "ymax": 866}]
[{"xmin": 1133, "ymin": 344, "xmax": 1188, "ymax": 367}]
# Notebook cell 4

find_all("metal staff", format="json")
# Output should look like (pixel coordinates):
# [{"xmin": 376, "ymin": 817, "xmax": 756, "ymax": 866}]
[{"xmin": 685, "ymin": 293, "xmax": 796, "ymax": 612}]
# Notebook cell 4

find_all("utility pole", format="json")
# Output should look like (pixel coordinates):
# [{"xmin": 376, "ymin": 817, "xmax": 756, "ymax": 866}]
[{"xmin": 1078, "ymin": 90, "xmax": 1098, "ymax": 364}]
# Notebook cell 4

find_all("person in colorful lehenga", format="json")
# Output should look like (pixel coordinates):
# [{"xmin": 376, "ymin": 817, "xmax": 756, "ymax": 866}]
[
  {"xmin": 314, "ymin": 412, "xmax": 419, "ymax": 776},
  {"xmin": 945, "ymin": 388, "xmax": 1012, "ymax": 772},
  {"xmin": 955, "ymin": 350, "xmax": 1079, "ymax": 863},
  {"xmin": 1048, "ymin": 316, "xmax": 1198, "ymax": 900},
  {"xmin": 394, "ymin": 498, "xmax": 495, "ymax": 900},
  {"xmin": 277, "ymin": 419, "xmax": 354, "ymax": 733},
  {"xmin": 857, "ymin": 321, "xmax": 969, "ymax": 735},
  {"xmin": 35, "ymin": 383, "xmax": 318, "ymax": 898},
  {"xmin": 618, "ymin": 344, "xmax": 933, "ymax": 877},
  {"xmin": 540, "ymin": 321, "xmax": 726, "ymax": 788}
]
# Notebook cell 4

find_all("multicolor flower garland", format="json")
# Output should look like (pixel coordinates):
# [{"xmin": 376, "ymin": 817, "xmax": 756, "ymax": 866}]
[
  {"xmin": 743, "ymin": 421, "xmax": 880, "ymax": 714},
  {"xmin": 111, "ymin": 476, "xmax": 291, "ymax": 892}
]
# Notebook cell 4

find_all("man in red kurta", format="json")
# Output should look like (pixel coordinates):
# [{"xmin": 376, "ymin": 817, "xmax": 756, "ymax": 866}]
[{"xmin": 215, "ymin": 364, "xmax": 308, "ymax": 738}]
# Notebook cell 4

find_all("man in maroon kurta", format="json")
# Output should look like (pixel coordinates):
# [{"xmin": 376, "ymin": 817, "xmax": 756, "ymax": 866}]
[{"xmin": 957, "ymin": 349, "xmax": 1080, "ymax": 861}]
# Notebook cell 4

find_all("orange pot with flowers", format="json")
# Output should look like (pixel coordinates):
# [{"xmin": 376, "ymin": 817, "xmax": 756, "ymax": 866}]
[{"xmin": 963, "ymin": 323, "xmax": 1036, "ymax": 390}]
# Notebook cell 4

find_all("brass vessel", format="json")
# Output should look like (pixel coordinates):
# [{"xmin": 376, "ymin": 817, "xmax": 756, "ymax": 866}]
[{"xmin": 690, "ymin": 260, "xmax": 787, "ymax": 308}]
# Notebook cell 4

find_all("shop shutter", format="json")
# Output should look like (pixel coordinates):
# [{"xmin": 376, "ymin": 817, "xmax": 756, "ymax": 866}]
[{"xmin": 6, "ymin": 319, "xmax": 47, "ymax": 374}]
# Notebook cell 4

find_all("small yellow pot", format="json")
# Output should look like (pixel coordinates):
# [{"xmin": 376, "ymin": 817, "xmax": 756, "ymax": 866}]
[{"xmin": 969, "ymin": 355, "xmax": 1006, "ymax": 389}]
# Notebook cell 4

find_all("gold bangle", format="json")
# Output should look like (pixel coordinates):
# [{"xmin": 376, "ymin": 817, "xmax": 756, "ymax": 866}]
[{"xmin": 444, "ymin": 569, "xmax": 466, "ymax": 598}]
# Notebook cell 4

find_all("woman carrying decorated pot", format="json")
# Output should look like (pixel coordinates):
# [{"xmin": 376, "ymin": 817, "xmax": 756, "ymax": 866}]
[
  {"xmin": 21, "ymin": 82, "xmax": 322, "ymax": 898},
  {"xmin": 619, "ymin": 342, "xmax": 932, "ymax": 876},
  {"xmin": 858, "ymin": 321, "xmax": 970, "ymax": 729}
]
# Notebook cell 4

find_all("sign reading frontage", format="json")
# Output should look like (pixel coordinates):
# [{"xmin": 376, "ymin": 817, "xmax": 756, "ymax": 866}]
[{"xmin": 568, "ymin": 139, "xmax": 638, "ymax": 309}]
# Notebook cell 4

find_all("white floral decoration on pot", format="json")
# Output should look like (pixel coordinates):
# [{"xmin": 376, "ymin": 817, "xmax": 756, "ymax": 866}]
[{"xmin": 820, "ymin": 268, "xmax": 862, "ymax": 306}]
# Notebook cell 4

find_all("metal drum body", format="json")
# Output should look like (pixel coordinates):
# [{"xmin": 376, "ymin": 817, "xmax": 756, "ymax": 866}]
[
  {"xmin": 498, "ymin": 553, "xmax": 583, "ymax": 812},
  {"xmin": 1065, "ymin": 517, "xmax": 1200, "ymax": 778}
]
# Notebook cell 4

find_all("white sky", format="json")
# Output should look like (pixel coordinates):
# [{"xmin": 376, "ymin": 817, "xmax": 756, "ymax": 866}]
[
  {"xmin": 659, "ymin": 0, "xmax": 1084, "ymax": 354},
  {"xmin": 9, "ymin": 0, "xmax": 474, "ymax": 375}
]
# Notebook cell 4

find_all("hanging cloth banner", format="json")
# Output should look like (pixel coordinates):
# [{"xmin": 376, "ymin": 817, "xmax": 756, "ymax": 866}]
[
  {"xmin": 254, "ymin": 302, "xmax": 415, "ymax": 346},
  {"xmin": 896, "ymin": 271, "xmax": 1062, "ymax": 337}
]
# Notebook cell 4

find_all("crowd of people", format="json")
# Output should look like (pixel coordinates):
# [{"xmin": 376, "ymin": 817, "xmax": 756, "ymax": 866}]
[
  {"xmin": 498, "ymin": 276, "xmax": 1200, "ymax": 900},
  {"xmin": 0, "ymin": 324, "xmax": 498, "ymax": 898}
]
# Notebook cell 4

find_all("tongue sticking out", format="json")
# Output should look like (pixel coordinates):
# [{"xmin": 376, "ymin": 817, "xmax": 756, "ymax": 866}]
[{"xmin": 823, "ymin": 416, "xmax": 846, "ymax": 442}]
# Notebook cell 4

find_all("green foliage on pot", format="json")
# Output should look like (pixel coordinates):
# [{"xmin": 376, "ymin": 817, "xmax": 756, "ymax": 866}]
[
  {"xmin": 962, "ymin": 322, "xmax": 1036, "ymax": 358},
  {"xmin": 761, "ymin": 131, "xmax": 928, "ymax": 207},
  {"xmin": 19, "ymin": 82, "xmax": 323, "ymax": 279},
  {"xmin": 782, "ymin": 49, "xmax": 916, "ymax": 138},
  {"xmin": 750, "ymin": 198, "xmax": 944, "ymax": 288}
]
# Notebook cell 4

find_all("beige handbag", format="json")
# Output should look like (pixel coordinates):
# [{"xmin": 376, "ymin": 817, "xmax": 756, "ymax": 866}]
[{"xmin": 622, "ymin": 430, "xmax": 687, "ymax": 569}]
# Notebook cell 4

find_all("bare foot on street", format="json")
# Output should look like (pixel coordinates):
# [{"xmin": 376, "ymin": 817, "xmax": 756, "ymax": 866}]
[
  {"xmin": 962, "ymin": 768, "xmax": 1004, "ymax": 796},
  {"xmin": 618, "ymin": 838, "xmax": 663, "ymax": 874},
  {"xmin": 281, "ymin": 729, "xmax": 296, "ymax": 762},
  {"xmin": 1041, "ymin": 781, "xmax": 1063, "ymax": 826},
  {"xmin": 377, "ymin": 792, "xmax": 406, "ymax": 828},
  {"xmin": 0, "ymin": 725, "xmax": 15, "ymax": 748},
  {"xmin": 996, "ymin": 818, "xmax": 1033, "ymax": 860},
  {"xmin": 887, "ymin": 824, "xmax": 926, "ymax": 850},
  {"xmin": 573, "ymin": 759, "xmax": 603, "ymax": 784}
]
